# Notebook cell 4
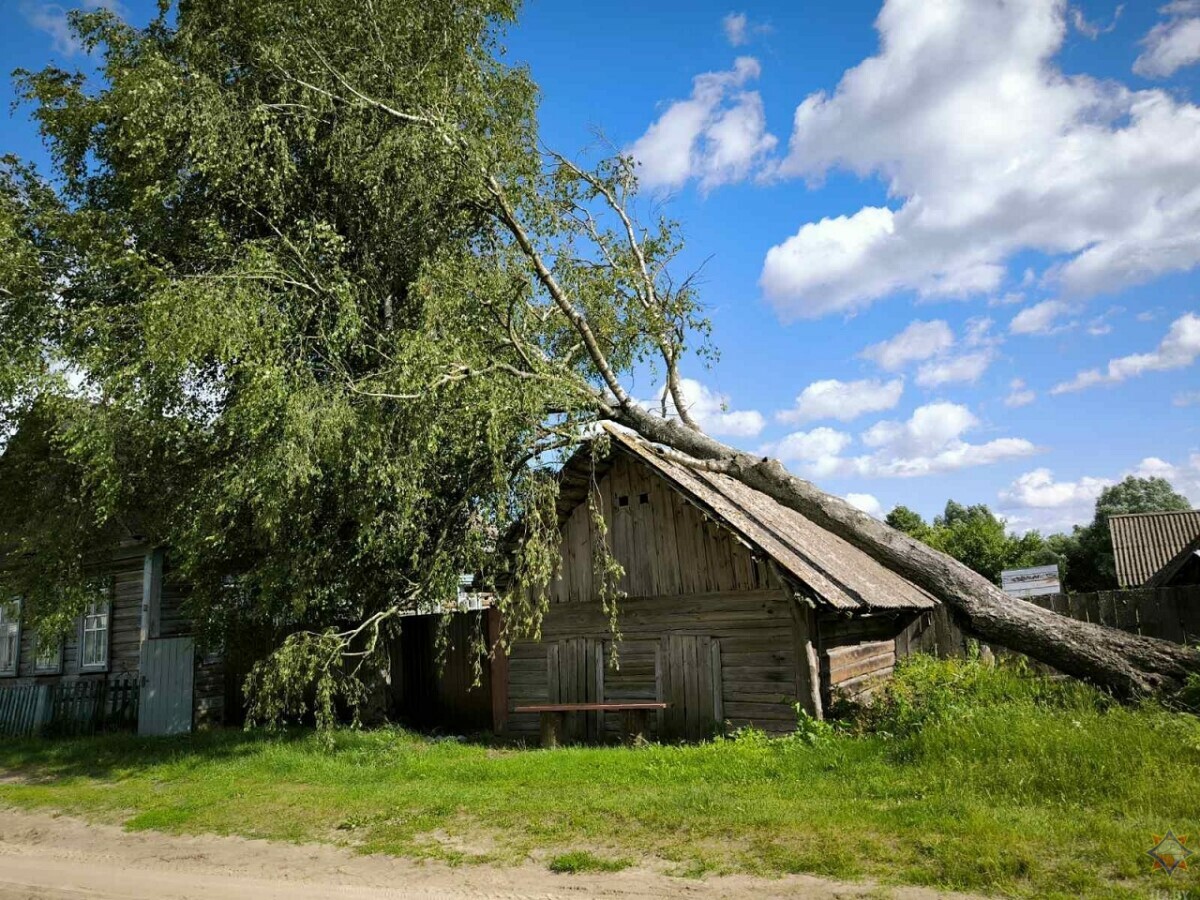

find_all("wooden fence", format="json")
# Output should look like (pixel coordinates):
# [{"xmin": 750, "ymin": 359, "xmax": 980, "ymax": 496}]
[
  {"xmin": 0, "ymin": 675, "xmax": 140, "ymax": 738},
  {"xmin": 1023, "ymin": 586, "xmax": 1200, "ymax": 645}
]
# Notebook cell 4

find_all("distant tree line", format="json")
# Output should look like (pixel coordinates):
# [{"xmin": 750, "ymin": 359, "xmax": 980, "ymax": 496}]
[{"xmin": 885, "ymin": 476, "xmax": 1192, "ymax": 593}]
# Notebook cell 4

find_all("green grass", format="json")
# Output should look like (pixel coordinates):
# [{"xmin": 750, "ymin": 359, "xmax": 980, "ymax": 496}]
[
  {"xmin": 1, "ymin": 656, "xmax": 1198, "ymax": 899},
  {"xmin": 547, "ymin": 850, "xmax": 631, "ymax": 873}
]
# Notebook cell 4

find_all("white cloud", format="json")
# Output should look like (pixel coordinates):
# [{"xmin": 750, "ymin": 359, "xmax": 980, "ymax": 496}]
[
  {"xmin": 915, "ymin": 349, "xmax": 997, "ymax": 388},
  {"xmin": 770, "ymin": 427, "xmax": 853, "ymax": 477},
  {"xmin": 964, "ymin": 316, "xmax": 998, "ymax": 348},
  {"xmin": 1174, "ymin": 389, "xmax": 1200, "ymax": 406},
  {"xmin": 721, "ymin": 12, "xmax": 769, "ymax": 47},
  {"xmin": 770, "ymin": 402, "xmax": 1038, "ymax": 480},
  {"xmin": 1004, "ymin": 378, "xmax": 1037, "ymax": 408},
  {"xmin": 1133, "ymin": 453, "xmax": 1200, "ymax": 504},
  {"xmin": 1135, "ymin": 1, "xmax": 1200, "ymax": 78},
  {"xmin": 760, "ymin": 0, "xmax": 1200, "ymax": 318},
  {"xmin": 629, "ymin": 57, "xmax": 777, "ymax": 192},
  {"xmin": 998, "ymin": 467, "xmax": 1113, "ymax": 531},
  {"xmin": 776, "ymin": 377, "xmax": 904, "ymax": 424},
  {"xmin": 846, "ymin": 492, "xmax": 884, "ymax": 518},
  {"xmin": 1052, "ymin": 311, "xmax": 1200, "ymax": 393},
  {"xmin": 860, "ymin": 320, "xmax": 955, "ymax": 371},
  {"xmin": 20, "ymin": 0, "xmax": 123, "ymax": 55},
  {"xmin": 1070, "ymin": 3, "xmax": 1123, "ymax": 39},
  {"xmin": 660, "ymin": 377, "xmax": 765, "ymax": 437},
  {"xmin": 852, "ymin": 403, "xmax": 1038, "ymax": 478},
  {"xmin": 1010, "ymin": 299, "xmax": 1073, "ymax": 336}
]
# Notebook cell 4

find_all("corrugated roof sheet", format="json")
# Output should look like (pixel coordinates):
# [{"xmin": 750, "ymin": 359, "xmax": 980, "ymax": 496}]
[
  {"xmin": 580, "ymin": 427, "xmax": 936, "ymax": 612},
  {"xmin": 1109, "ymin": 509, "xmax": 1200, "ymax": 588}
]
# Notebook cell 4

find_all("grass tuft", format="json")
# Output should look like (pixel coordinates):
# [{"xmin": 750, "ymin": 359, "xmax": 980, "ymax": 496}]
[{"xmin": 547, "ymin": 850, "xmax": 631, "ymax": 873}]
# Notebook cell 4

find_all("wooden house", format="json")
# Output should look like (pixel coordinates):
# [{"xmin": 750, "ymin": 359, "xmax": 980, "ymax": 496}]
[
  {"xmin": 0, "ymin": 540, "xmax": 224, "ymax": 737},
  {"xmin": 492, "ymin": 426, "xmax": 938, "ymax": 743}
]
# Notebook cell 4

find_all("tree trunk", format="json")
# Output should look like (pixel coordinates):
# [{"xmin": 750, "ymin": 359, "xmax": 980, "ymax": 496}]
[{"xmin": 615, "ymin": 408, "xmax": 1200, "ymax": 698}]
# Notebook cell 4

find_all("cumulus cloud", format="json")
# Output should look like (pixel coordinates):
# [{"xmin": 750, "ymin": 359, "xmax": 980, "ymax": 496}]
[
  {"xmin": 1004, "ymin": 378, "xmax": 1037, "ymax": 408},
  {"xmin": 915, "ymin": 349, "xmax": 998, "ymax": 388},
  {"xmin": 776, "ymin": 377, "xmax": 904, "ymax": 424},
  {"xmin": 651, "ymin": 377, "xmax": 765, "ymax": 437},
  {"xmin": 860, "ymin": 320, "xmax": 955, "ymax": 371},
  {"xmin": 759, "ymin": 0, "xmax": 1200, "ymax": 318},
  {"xmin": 1135, "ymin": 1, "xmax": 1200, "ymax": 78},
  {"xmin": 998, "ymin": 467, "xmax": 1113, "ymax": 531},
  {"xmin": 768, "ymin": 402, "xmax": 1037, "ymax": 480},
  {"xmin": 770, "ymin": 427, "xmax": 853, "ymax": 477},
  {"xmin": 1133, "ymin": 453, "xmax": 1200, "ymax": 504},
  {"xmin": 846, "ymin": 492, "xmax": 884, "ymax": 518},
  {"xmin": 628, "ymin": 57, "xmax": 777, "ymax": 192},
  {"xmin": 1052, "ymin": 311, "xmax": 1200, "ymax": 393},
  {"xmin": 1010, "ymin": 299, "xmax": 1074, "ymax": 336}
]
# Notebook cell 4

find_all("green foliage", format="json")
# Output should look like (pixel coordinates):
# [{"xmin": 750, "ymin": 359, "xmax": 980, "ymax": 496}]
[
  {"xmin": 887, "ymin": 501, "xmax": 1059, "ymax": 585},
  {"xmin": 2, "ymin": 659, "xmax": 1198, "ymax": 899}
]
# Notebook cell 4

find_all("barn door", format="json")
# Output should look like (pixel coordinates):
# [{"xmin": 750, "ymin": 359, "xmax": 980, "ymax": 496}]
[
  {"xmin": 658, "ymin": 634, "xmax": 723, "ymax": 741},
  {"xmin": 139, "ymin": 637, "xmax": 194, "ymax": 736},
  {"xmin": 547, "ymin": 638, "xmax": 604, "ymax": 743}
]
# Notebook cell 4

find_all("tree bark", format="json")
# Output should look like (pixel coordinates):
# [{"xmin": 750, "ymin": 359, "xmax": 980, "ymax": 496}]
[{"xmin": 613, "ymin": 406, "xmax": 1200, "ymax": 698}]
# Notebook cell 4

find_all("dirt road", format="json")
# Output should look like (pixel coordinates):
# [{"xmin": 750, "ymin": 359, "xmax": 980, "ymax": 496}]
[{"xmin": 0, "ymin": 808, "xmax": 983, "ymax": 900}]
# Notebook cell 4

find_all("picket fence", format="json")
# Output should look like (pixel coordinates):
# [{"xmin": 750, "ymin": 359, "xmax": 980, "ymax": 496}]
[{"xmin": 0, "ymin": 675, "xmax": 140, "ymax": 738}]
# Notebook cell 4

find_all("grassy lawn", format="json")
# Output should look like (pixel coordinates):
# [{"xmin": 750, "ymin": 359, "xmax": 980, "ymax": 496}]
[{"xmin": 1, "ymin": 657, "xmax": 1198, "ymax": 900}]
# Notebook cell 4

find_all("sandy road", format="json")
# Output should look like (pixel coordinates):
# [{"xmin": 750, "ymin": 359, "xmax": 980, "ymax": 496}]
[{"xmin": 0, "ymin": 808, "xmax": 983, "ymax": 900}]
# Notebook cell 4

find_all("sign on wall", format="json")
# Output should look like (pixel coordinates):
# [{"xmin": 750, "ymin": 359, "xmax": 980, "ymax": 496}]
[{"xmin": 1001, "ymin": 564, "xmax": 1061, "ymax": 598}]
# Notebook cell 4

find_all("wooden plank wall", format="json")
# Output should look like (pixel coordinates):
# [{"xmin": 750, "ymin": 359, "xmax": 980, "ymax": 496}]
[
  {"xmin": 818, "ymin": 613, "xmax": 909, "ymax": 708},
  {"xmin": 390, "ymin": 611, "xmax": 494, "ymax": 733},
  {"xmin": 546, "ymin": 453, "xmax": 772, "ymax": 604},
  {"xmin": 507, "ymin": 589, "xmax": 800, "ymax": 740}
]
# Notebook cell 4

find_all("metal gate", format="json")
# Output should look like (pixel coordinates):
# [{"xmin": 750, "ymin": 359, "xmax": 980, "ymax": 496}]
[{"xmin": 138, "ymin": 637, "xmax": 194, "ymax": 736}]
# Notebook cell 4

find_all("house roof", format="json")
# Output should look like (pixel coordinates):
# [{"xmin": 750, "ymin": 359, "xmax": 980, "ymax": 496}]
[
  {"xmin": 1148, "ymin": 533, "xmax": 1200, "ymax": 588},
  {"xmin": 556, "ymin": 426, "xmax": 936, "ymax": 613},
  {"xmin": 1109, "ymin": 509, "xmax": 1200, "ymax": 588}
]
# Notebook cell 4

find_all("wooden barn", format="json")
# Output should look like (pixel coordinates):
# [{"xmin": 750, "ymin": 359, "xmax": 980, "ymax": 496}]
[
  {"xmin": 496, "ymin": 426, "xmax": 938, "ymax": 743},
  {"xmin": 0, "ymin": 540, "xmax": 225, "ymax": 738}
]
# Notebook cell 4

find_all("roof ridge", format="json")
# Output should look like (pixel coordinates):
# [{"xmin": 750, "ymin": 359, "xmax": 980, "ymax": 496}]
[{"xmin": 1109, "ymin": 508, "xmax": 1199, "ymax": 519}]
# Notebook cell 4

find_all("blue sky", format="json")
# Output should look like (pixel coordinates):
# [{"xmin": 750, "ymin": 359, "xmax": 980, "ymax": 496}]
[{"xmin": 5, "ymin": 0, "xmax": 1200, "ymax": 532}]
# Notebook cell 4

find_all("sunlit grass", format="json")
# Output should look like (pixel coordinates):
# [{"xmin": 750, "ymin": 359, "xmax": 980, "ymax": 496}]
[{"xmin": 1, "ymin": 656, "xmax": 1197, "ymax": 899}]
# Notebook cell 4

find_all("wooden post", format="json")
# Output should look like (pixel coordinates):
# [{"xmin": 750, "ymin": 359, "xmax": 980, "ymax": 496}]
[
  {"xmin": 539, "ymin": 711, "xmax": 563, "ymax": 749},
  {"xmin": 788, "ymin": 596, "xmax": 823, "ymax": 720},
  {"xmin": 486, "ymin": 607, "xmax": 509, "ymax": 735},
  {"xmin": 139, "ymin": 547, "xmax": 164, "ymax": 668}
]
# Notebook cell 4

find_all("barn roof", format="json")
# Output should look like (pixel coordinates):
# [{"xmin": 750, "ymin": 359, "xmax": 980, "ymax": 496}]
[
  {"xmin": 1109, "ymin": 509, "xmax": 1200, "ymax": 588},
  {"xmin": 556, "ymin": 426, "xmax": 936, "ymax": 613}
]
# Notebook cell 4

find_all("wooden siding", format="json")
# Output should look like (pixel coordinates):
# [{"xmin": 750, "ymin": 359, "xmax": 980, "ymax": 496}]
[
  {"xmin": 390, "ymin": 611, "xmax": 494, "ymax": 733},
  {"xmin": 818, "ymin": 612, "xmax": 914, "ymax": 709},
  {"xmin": 546, "ymin": 452, "xmax": 771, "ymax": 604},
  {"xmin": 507, "ymin": 589, "xmax": 801, "ymax": 739},
  {"xmin": 3, "ymin": 549, "xmax": 225, "ymax": 730}
]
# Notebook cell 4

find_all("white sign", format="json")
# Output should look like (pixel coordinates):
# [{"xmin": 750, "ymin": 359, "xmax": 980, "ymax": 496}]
[{"xmin": 1001, "ymin": 564, "xmax": 1061, "ymax": 598}]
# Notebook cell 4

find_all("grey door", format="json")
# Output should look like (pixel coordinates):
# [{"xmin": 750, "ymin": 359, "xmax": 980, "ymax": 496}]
[
  {"xmin": 139, "ymin": 637, "xmax": 194, "ymax": 736},
  {"xmin": 658, "ymin": 634, "xmax": 723, "ymax": 741},
  {"xmin": 547, "ymin": 638, "xmax": 605, "ymax": 743}
]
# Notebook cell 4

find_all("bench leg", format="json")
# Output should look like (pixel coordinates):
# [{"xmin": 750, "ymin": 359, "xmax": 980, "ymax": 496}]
[
  {"xmin": 540, "ymin": 711, "xmax": 564, "ymax": 749},
  {"xmin": 621, "ymin": 709, "xmax": 650, "ymax": 746}
]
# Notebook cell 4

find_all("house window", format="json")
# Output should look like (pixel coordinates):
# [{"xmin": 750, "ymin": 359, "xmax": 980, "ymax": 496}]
[
  {"xmin": 0, "ymin": 600, "xmax": 19, "ymax": 677},
  {"xmin": 34, "ymin": 634, "xmax": 63, "ymax": 675},
  {"xmin": 79, "ymin": 601, "xmax": 110, "ymax": 671}
]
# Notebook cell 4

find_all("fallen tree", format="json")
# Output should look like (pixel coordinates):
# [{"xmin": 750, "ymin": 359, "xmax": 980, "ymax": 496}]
[{"xmin": 6, "ymin": 0, "xmax": 1195, "ymax": 716}]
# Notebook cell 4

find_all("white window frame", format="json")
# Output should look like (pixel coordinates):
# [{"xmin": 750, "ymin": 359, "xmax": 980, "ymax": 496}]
[
  {"xmin": 78, "ymin": 600, "xmax": 111, "ymax": 673},
  {"xmin": 0, "ymin": 600, "xmax": 20, "ymax": 678},
  {"xmin": 33, "ymin": 632, "xmax": 64, "ymax": 675}
]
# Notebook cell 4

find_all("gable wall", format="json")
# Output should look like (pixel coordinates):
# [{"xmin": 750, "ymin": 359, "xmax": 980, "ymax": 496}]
[{"xmin": 548, "ymin": 451, "xmax": 772, "ymax": 603}]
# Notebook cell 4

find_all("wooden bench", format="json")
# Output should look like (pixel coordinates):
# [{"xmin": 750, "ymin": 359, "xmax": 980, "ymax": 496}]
[{"xmin": 514, "ymin": 702, "xmax": 669, "ymax": 748}]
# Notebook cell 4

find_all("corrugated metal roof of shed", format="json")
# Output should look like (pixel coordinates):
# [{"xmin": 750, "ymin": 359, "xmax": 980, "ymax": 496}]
[
  {"xmin": 1109, "ymin": 509, "xmax": 1200, "ymax": 587},
  {"xmin": 595, "ymin": 427, "xmax": 937, "ymax": 613}
]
